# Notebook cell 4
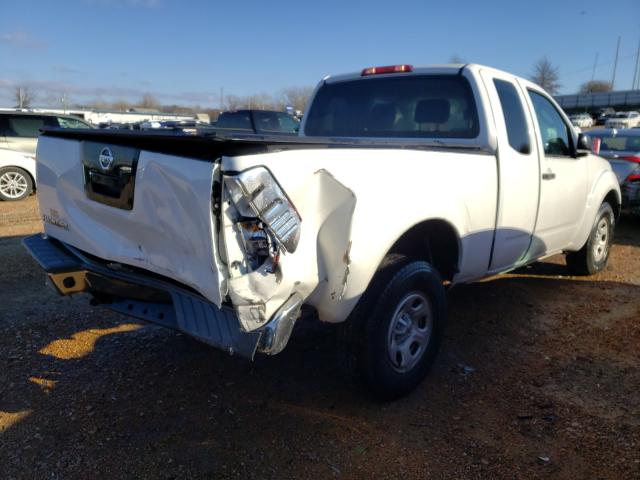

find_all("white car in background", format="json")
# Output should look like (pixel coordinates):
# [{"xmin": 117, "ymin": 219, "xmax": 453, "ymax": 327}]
[
  {"xmin": 569, "ymin": 113, "xmax": 594, "ymax": 128},
  {"xmin": 0, "ymin": 148, "xmax": 36, "ymax": 201},
  {"xmin": 605, "ymin": 111, "xmax": 640, "ymax": 129}
]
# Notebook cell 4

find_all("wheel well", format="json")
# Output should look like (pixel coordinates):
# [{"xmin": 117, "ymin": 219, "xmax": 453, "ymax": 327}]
[
  {"xmin": 603, "ymin": 190, "xmax": 620, "ymax": 220},
  {"xmin": 388, "ymin": 219, "xmax": 460, "ymax": 281},
  {"xmin": 25, "ymin": 169, "xmax": 36, "ymax": 192}
]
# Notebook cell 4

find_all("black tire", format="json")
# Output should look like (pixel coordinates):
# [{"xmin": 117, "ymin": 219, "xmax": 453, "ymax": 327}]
[
  {"xmin": 0, "ymin": 167, "xmax": 33, "ymax": 201},
  {"xmin": 340, "ymin": 255, "xmax": 446, "ymax": 400},
  {"xmin": 566, "ymin": 202, "xmax": 614, "ymax": 276}
]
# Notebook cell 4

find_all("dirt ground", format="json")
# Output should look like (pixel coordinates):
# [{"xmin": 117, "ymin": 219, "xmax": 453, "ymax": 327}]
[{"xmin": 1, "ymin": 196, "xmax": 639, "ymax": 479}]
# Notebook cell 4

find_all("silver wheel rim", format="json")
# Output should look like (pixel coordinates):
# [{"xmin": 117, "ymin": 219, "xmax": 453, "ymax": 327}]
[
  {"xmin": 0, "ymin": 171, "xmax": 28, "ymax": 199},
  {"xmin": 592, "ymin": 217, "xmax": 609, "ymax": 263},
  {"xmin": 387, "ymin": 291, "xmax": 433, "ymax": 373}
]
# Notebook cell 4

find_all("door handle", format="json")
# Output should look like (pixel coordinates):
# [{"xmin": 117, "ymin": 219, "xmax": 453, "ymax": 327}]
[{"xmin": 542, "ymin": 171, "xmax": 556, "ymax": 180}]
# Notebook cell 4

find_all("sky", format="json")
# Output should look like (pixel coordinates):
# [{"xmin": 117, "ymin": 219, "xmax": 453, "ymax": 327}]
[{"xmin": 1, "ymin": 0, "xmax": 639, "ymax": 109}]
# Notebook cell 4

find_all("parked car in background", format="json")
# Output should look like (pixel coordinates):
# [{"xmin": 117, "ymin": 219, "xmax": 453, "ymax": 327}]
[
  {"xmin": 605, "ymin": 111, "xmax": 640, "ymax": 129},
  {"xmin": 595, "ymin": 108, "xmax": 616, "ymax": 126},
  {"xmin": 0, "ymin": 111, "xmax": 94, "ymax": 156},
  {"xmin": 589, "ymin": 128, "xmax": 640, "ymax": 210},
  {"xmin": 0, "ymin": 148, "xmax": 36, "ymax": 201},
  {"xmin": 569, "ymin": 113, "xmax": 594, "ymax": 128},
  {"xmin": 215, "ymin": 110, "xmax": 300, "ymax": 135}
]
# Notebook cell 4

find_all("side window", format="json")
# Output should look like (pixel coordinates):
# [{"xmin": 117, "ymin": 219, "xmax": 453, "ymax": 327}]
[
  {"xmin": 6, "ymin": 116, "xmax": 47, "ymax": 138},
  {"xmin": 217, "ymin": 113, "xmax": 252, "ymax": 130},
  {"xmin": 493, "ymin": 79, "xmax": 530, "ymax": 154},
  {"xmin": 0, "ymin": 116, "xmax": 9, "ymax": 136},
  {"xmin": 528, "ymin": 91, "xmax": 572, "ymax": 157},
  {"xmin": 277, "ymin": 114, "xmax": 300, "ymax": 132}
]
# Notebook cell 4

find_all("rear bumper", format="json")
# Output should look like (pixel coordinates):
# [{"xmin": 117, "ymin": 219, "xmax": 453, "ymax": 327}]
[{"xmin": 22, "ymin": 234, "xmax": 300, "ymax": 359}]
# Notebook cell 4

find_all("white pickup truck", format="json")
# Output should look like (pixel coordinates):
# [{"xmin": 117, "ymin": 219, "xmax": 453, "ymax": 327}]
[{"xmin": 25, "ymin": 64, "xmax": 620, "ymax": 399}]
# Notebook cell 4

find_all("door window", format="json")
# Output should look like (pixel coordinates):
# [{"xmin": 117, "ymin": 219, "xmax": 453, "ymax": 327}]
[
  {"xmin": 528, "ymin": 91, "xmax": 572, "ymax": 157},
  {"xmin": 493, "ymin": 79, "xmax": 530, "ymax": 154},
  {"xmin": 6, "ymin": 116, "xmax": 48, "ymax": 138}
]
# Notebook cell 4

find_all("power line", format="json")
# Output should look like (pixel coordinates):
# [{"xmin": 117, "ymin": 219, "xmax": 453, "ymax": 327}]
[
  {"xmin": 562, "ymin": 53, "xmax": 635, "ymax": 78},
  {"xmin": 611, "ymin": 36, "xmax": 621, "ymax": 89},
  {"xmin": 633, "ymin": 35, "xmax": 640, "ymax": 90}
]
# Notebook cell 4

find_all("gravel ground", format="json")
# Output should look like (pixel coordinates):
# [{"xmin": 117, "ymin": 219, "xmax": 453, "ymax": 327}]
[{"xmin": 0, "ymin": 196, "xmax": 639, "ymax": 479}]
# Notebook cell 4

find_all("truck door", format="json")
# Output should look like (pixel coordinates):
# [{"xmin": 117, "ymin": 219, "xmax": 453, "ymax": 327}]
[
  {"xmin": 521, "ymin": 87, "xmax": 588, "ymax": 256},
  {"xmin": 480, "ymin": 70, "xmax": 540, "ymax": 272}
]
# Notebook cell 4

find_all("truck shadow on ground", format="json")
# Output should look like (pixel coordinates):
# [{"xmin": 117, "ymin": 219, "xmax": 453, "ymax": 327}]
[{"xmin": 1, "ymin": 231, "xmax": 639, "ymax": 478}]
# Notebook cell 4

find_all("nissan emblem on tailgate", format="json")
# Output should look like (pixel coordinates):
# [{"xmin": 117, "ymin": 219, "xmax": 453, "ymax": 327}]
[{"xmin": 98, "ymin": 147, "xmax": 114, "ymax": 171}]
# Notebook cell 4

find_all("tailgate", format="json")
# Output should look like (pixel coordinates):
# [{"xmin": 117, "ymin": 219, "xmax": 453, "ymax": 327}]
[{"xmin": 35, "ymin": 135, "xmax": 225, "ymax": 305}]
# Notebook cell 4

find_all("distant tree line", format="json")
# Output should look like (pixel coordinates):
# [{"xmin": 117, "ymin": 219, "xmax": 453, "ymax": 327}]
[
  {"xmin": 10, "ymin": 59, "xmax": 618, "ymax": 115},
  {"xmin": 10, "ymin": 85, "xmax": 315, "ymax": 121}
]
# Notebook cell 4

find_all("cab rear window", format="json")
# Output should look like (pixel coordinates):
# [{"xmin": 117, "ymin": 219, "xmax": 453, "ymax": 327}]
[{"xmin": 304, "ymin": 75, "xmax": 479, "ymax": 139}]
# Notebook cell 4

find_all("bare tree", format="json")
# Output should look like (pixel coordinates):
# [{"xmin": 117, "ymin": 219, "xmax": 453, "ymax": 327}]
[
  {"xmin": 530, "ymin": 57, "xmax": 561, "ymax": 95},
  {"xmin": 136, "ymin": 93, "xmax": 161, "ymax": 110},
  {"xmin": 223, "ymin": 93, "xmax": 277, "ymax": 111},
  {"xmin": 111, "ymin": 100, "xmax": 132, "ymax": 112},
  {"xmin": 13, "ymin": 86, "xmax": 35, "ymax": 108},
  {"xmin": 223, "ymin": 94, "xmax": 242, "ymax": 111},
  {"xmin": 449, "ymin": 54, "xmax": 465, "ymax": 64},
  {"xmin": 579, "ymin": 80, "xmax": 613, "ymax": 94},
  {"xmin": 279, "ymin": 86, "xmax": 314, "ymax": 112},
  {"xmin": 245, "ymin": 93, "xmax": 276, "ymax": 110}
]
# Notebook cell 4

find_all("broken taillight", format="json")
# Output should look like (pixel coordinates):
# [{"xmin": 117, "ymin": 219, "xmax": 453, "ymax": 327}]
[{"xmin": 224, "ymin": 167, "xmax": 301, "ymax": 253}]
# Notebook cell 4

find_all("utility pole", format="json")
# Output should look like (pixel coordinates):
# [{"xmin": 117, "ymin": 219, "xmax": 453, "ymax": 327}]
[
  {"xmin": 590, "ymin": 52, "xmax": 598, "ymax": 83},
  {"xmin": 60, "ymin": 93, "xmax": 67, "ymax": 114},
  {"xmin": 19, "ymin": 87, "xmax": 24, "ymax": 109},
  {"xmin": 611, "ymin": 36, "xmax": 621, "ymax": 89},
  {"xmin": 633, "ymin": 35, "xmax": 640, "ymax": 90}
]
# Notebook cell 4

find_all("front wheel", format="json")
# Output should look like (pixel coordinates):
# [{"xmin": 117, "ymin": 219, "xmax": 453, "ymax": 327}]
[
  {"xmin": 0, "ymin": 167, "xmax": 33, "ymax": 201},
  {"xmin": 341, "ymin": 255, "xmax": 446, "ymax": 400},
  {"xmin": 566, "ymin": 202, "xmax": 614, "ymax": 275}
]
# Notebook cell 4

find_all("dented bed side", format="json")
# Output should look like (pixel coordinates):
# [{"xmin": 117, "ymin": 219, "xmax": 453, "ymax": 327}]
[{"xmin": 220, "ymin": 147, "xmax": 498, "ymax": 325}]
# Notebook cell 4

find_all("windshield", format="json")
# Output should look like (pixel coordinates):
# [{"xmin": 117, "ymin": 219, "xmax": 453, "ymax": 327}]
[{"xmin": 304, "ymin": 74, "xmax": 479, "ymax": 139}]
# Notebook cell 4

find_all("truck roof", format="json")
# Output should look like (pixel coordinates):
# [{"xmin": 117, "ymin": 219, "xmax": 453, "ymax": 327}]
[{"xmin": 322, "ymin": 63, "xmax": 513, "ymax": 83}]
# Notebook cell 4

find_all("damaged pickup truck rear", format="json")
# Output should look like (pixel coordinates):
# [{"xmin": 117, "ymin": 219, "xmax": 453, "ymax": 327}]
[{"xmin": 25, "ymin": 64, "xmax": 621, "ymax": 399}]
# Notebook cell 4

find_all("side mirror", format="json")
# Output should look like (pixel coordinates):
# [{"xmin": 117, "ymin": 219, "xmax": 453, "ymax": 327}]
[{"xmin": 575, "ymin": 133, "xmax": 591, "ymax": 157}]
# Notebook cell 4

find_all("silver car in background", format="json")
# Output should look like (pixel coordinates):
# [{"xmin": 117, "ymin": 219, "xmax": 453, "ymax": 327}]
[
  {"xmin": 589, "ymin": 128, "xmax": 640, "ymax": 214},
  {"xmin": 0, "ymin": 111, "xmax": 93, "ymax": 156}
]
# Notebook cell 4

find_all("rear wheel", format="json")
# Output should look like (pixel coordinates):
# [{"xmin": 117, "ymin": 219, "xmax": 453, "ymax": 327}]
[
  {"xmin": 341, "ymin": 255, "xmax": 446, "ymax": 400},
  {"xmin": 566, "ymin": 202, "xmax": 614, "ymax": 275},
  {"xmin": 0, "ymin": 167, "xmax": 33, "ymax": 201}
]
